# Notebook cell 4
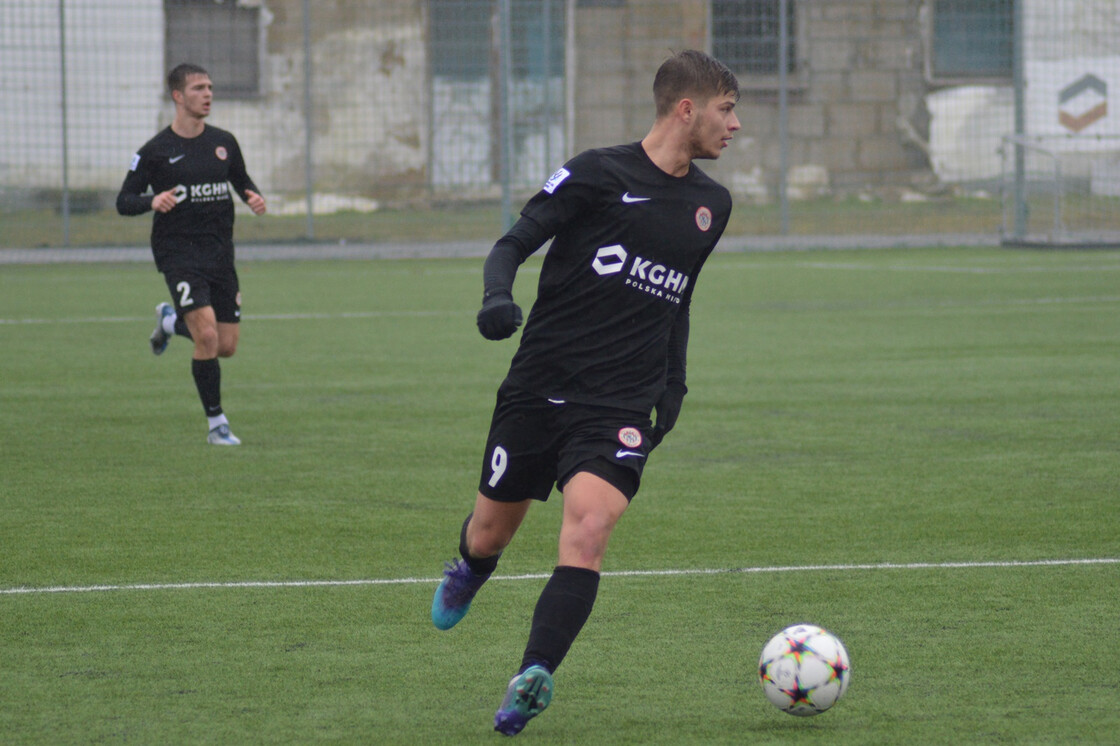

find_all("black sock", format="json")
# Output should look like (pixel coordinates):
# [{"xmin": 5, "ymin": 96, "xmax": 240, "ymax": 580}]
[
  {"xmin": 520, "ymin": 565, "xmax": 600, "ymax": 673},
  {"xmin": 191, "ymin": 358, "xmax": 223, "ymax": 418},
  {"xmin": 459, "ymin": 513, "xmax": 500, "ymax": 576},
  {"xmin": 174, "ymin": 317, "xmax": 192, "ymax": 339}
]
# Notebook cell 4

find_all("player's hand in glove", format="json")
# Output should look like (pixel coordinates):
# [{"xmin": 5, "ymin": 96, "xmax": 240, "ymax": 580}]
[
  {"xmin": 649, "ymin": 382, "xmax": 687, "ymax": 448},
  {"xmin": 477, "ymin": 290, "xmax": 523, "ymax": 340}
]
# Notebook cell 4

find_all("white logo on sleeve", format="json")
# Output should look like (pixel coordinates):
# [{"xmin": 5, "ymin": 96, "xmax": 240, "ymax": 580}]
[
  {"xmin": 542, "ymin": 167, "xmax": 570, "ymax": 194},
  {"xmin": 129, "ymin": 154, "xmax": 140, "ymax": 171}
]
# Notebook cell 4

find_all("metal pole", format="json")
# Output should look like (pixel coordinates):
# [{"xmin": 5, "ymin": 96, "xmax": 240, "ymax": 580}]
[
  {"xmin": 1012, "ymin": 0, "xmax": 1027, "ymax": 239},
  {"xmin": 543, "ymin": 0, "xmax": 552, "ymax": 172},
  {"xmin": 498, "ymin": 0, "xmax": 514, "ymax": 230},
  {"xmin": 58, "ymin": 0, "xmax": 70, "ymax": 247},
  {"xmin": 564, "ymin": 0, "xmax": 576, "ymax": 158},
  {"xmin": 778, "ymin": 0, "xmax": 790, "ymax": 236},
  {"xmin": 302, "ymin": 0, "xmax": 315, "ymax": 240}
]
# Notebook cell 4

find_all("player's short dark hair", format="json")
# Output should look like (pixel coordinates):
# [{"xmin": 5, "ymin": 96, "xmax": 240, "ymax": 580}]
[
  {"xmin": 167, "ymin": 63, "xmax": 210, "ymax": 94},
  {"xmin": 652, "ymin": 50, "xmax": 739, "ymax": 117}
]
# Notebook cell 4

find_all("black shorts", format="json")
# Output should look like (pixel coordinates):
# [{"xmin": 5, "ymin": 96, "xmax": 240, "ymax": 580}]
[
  {"xmin": 162, "ymin": 266, "xmax": 241, "ymax": 323},
  {"xmin": 478, "ymin": 383, "xmax": 654, "ymax": 503}
]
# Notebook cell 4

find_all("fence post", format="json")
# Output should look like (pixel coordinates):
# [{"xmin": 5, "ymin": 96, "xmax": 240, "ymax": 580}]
[
  {"xmin": 58, "ymin": 0, "xmax": 70, "ymax": 247},
  {"xmin": 1012, "ymin": 0, "xmax": 1027, "ymax": 240},
  {"xmin": 498, "ymin": 0, "xmax": 514, "ymax": 231},
  {"xmin": 302, "ymin": 0, "xmax": 315, "ymax": 240},
  {"xmin": 778, "ymin": 0, "xmax": 790, "ymax": 235}
]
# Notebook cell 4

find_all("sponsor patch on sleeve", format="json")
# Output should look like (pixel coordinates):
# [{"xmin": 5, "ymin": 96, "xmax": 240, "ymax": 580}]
[
  {"xmin": 129, "ymin": 153, "xmax": 140, "ymax": 171},
  {"xmin": 542, "ymin": 167, "xmax": 570, "ymax": 194}
]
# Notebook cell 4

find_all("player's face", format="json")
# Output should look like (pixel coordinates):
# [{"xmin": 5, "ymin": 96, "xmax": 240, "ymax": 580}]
[
  {"xmin": 689, "ymin": 93, "xmax": 740, "ymax": 160},
  {"xmin": 176, "ymin": 74, "xmax": 213, "ymax": 120}
]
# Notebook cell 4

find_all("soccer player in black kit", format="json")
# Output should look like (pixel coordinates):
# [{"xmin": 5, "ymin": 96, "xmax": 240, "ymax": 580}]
[
  {"xmin": 117, "ymin": 63, "xmax": 266, "ymax": 446},
  {"xmin": 430, "ymin": 50, "xmax": 740, "ymax": 735}
]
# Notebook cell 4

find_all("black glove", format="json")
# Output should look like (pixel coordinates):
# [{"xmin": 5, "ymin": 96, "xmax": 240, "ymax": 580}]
[
  {"xmin": 476, "ymin": 290, "xmax": 523, "ymax": 340},
  {"xmin": 649, "ymin": 381, "xmax": 687, "ymax": 448}
]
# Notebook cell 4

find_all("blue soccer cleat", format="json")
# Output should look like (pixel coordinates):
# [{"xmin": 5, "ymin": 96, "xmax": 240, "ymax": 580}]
[
  {"xmin": 494, "ymin": 665, "xmax": 553, "ymax": 736},
  {"xmin": 431, "ymin": 559, "xmax": 489, "ymax": 630},
  {"xmin": 150, "ymin": 302, "xmax": 174, "ymax": 355}
]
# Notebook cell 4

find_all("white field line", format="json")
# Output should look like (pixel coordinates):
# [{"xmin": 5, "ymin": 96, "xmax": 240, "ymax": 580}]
[
  {"xmin": 0, "ymin": 310, "xmax": 464, "ymax": 325},
  {"xmin": 3, "ymin": 557, "xmax": 1116, "ymax": 596},
  {"xmin": 792, "ymin": 261, "xmax": 1120, "ymax": 274}
]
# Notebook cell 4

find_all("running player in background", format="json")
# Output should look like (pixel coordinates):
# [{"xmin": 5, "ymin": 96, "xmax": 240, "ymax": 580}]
[
  {"xmin": 117, "ymin": 63, "xmax": 266, "ymax": 446},
  {"xmin": 430, "ymin": 49, "xmax": 740, "ymax": 736}
]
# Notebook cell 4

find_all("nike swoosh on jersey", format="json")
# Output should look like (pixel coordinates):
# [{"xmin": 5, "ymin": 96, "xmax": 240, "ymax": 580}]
[
  {"xmin": 621, "ymin": 192, "xmax": 651, "ymax": 203},
  {"xmin": 615, "ymin": 449, "xmax": 646, "ymax": 459},
  {"xmin": 169, "ymin": 155, "xmax": 185, "ymax": 164}
]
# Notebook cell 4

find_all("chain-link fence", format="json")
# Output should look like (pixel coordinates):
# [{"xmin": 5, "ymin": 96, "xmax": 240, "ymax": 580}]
[{"xmin": 3, "ymin": 0, "xmax": 1119, "ymax": 248}]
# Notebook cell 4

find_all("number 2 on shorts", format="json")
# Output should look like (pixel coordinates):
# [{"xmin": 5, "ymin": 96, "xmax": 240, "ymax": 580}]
[
  {"xmin": 176, "ymin": 281, "xmax": 194, "ymax": 308},
  {"xmin": 488, "ymin": 446, "xmax": 508, "ymax": 488}
]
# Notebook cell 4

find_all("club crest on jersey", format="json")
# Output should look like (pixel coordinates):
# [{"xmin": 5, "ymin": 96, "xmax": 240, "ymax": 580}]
[
  {"xmin": 542, "ymin": 167, "xmax": 570, "ymax": 194},
  {"xmin": 215, "ymin": 146, "xmax": 228, "ymax": 161},
  {"xmin": 618, "ymin": 427, "xmax": 643, "ymax": 448},
  {"xmin": 695, "ymin": 206, "xmax": 712, "ymax": 232}
]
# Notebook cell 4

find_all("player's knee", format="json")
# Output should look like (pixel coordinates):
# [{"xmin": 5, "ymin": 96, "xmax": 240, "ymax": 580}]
[
  {"xmin": 218, "ymin": 341, "xmax": 237, "ymax": 358},
  {"xmin": 466, "ymin": 525, "xmax": 511, "ymax": 558},
  {"xmin": 561, "ymin": 514, "xmax": 614, "ymax": 563},
  {"xmin": 191, "ymin": 326, "xmax": 219, "ymax": 355}
]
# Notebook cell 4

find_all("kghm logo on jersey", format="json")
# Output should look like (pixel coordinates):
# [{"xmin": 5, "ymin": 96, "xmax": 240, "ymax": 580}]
[
  {"xmin": 172, "ymin": 181, "xmax": 232, "ymax": 205},
  {"xmin": 591, "ymin": 244, "xmax": 689, "ymax": 304}
]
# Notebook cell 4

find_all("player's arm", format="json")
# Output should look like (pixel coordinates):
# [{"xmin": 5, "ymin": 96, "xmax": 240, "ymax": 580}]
[
  {"xmin": 651, "ymin": 303, "xmax": 690, "ymax": 447},
  {"xmin": 477, "ymin": 152, "xmax": 600, "ymax": 340},
  {"xmin": 115, "ymin": 154, "xmax": 156, "ymax": 216},
  {"xmin": 476, "ymin": 216, "xmax": 550, "ymax": 340},
  {"xmin": 650, "ymin": 194, "xmax": 728, "ymax": 446},
  {"xmin": 226, "ymin": 138, "xmax": 266, "ymax": 215}
]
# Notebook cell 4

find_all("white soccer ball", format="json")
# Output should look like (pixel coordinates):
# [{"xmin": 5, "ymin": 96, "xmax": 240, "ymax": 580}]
[{"xmin": 758, "ymin": 623, "xmax": 851, "ymax": 716}]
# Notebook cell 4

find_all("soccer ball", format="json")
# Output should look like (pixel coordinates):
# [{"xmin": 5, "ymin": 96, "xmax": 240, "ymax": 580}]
[{"xmin": 758, "ymin": 623, "xmax": 851, "ymax": 716}]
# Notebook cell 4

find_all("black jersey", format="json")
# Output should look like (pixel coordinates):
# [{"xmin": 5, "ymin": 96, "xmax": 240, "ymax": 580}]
[
  {"xmin": 504, "ymin": 142, "xmax": 731, "ymax": 413},
  {"xmin": 116, "ymin": 125, "xmax": 259, "ymax": 272}
]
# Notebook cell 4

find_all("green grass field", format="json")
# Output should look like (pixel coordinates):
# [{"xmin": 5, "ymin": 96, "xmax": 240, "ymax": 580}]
[{"xmin": 2, "ymin": 246, "xmax": 1118, "ymax": 744}]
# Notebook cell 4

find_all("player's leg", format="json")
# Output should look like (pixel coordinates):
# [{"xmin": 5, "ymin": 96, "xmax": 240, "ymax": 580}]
[
  {"xmin": 216, "ymin": 322, "xmax": 239, "ymax": 358},
  {"xmin": 150, "ymin": 273, "xmax": 196, "ymax": 354},
  {"xmin": 433, "ymin": 387, "xmax": 555, "ymax": 630},
  {"xmin": 212, "ymin": 267, "xmax": 242, "ymax": 360},
  {"xmin": 555, "ymin": 471, "xmax": 630, "ymax": 571},
  {"xmin": 181, "ymin": 305, "xmax": 237, "ymax": 445},
  {"xmin": 494, "ymin": 472, "xmax": 629, "ymax": 736},
  {"xmin": 200, "ymin": 271, "xmax": 242, "ymax": 444},
  {"xmin": 495, "ymin": 408, "xmax": 647, "ymax": 735},
  {"xmin": 432, "ymin": 493, "xmax": 531, "ymax": 631}
]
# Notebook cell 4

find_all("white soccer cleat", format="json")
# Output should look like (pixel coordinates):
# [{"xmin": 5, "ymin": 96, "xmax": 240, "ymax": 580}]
[
  {"xmin": 207, "ymin": 424, "xmax": 241, "ymax": 446},
  {"xmin": 150, "ymin": 302, "xmax": 174, "ymax": 355}
]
